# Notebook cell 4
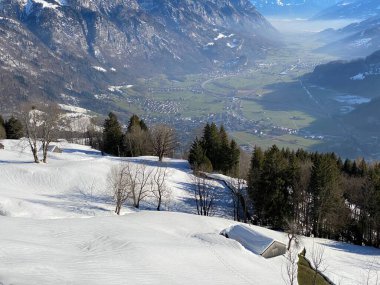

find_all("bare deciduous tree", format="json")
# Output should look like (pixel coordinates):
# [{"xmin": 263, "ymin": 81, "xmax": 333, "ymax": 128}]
[
  {"xmin": 151, "ymin": 167, "xmax": 171, "ymax": 211},
  {"xmin": 229, "ymin": 153, "xmax": 251, "ymax": 222},
  {"xmin": 124, "ymin": 125, "xmax": 152, "ymax": 157},
  {"xmin": 108, "ymin": 163, "xmax": 131, "ymax": 215},
  {"xmin": 130, "ymin": 164, "xmax": 153, "ymax": 208},
  {"xmin": 286, "ymin": 219, "xmax": 302, "ymax": 250},
  {"xmin": 311, "ymin": 242, "xmax": 327, "ymax": 285},
  {"xmin": 192, "ymin": 171, "xmax": 214, "ymax": 216},
  {"xmin": 21, "ymin": 104, "xmax": 40, "ymax": 163},
  {"xmin": 20, "ymin": 103, "xmax": 62, "ymax": 163},
  {"xmin": 283, "ymin": 247, "xmax": 298, "ymax": 285},
  {"xmin": 150, "ymin": 124, "xmax": 176, "ymax": 162},
  {"xmin": 40, "ymin": 104, "xmax": 61, "ymax": 163}
]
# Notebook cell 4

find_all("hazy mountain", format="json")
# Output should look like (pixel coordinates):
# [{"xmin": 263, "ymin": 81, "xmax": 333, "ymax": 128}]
[
  {"xmin": 313, "ymin": 0, "xmax": 380, "ymax": 20},
  {"xmin": 318, "ymin": 15, "xmax": 380, "ymax": 58},
  {"xmin": 0, "ymin": 0, "xmax": 278, "ymax": 114},
  {"xmin": 250, "ymin": 0, "xmax": 340, "ymax": 17},
  {"xmin": 307, "ymin": 50, "xmax": 380, "ymax": 96},
  {"xmin": 305, "ymin": 50, "xmax": 380, "ymax": 150}
]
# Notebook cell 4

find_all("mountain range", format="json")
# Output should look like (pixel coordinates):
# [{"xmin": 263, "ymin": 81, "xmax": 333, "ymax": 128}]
[
  {"xmin": 313, "ymin": 0, "xmax": 380, "ymax": 20},
  {"xmin": 0, "ymin": 0, "xmax": 278, "ymax": 114},
  {"xmin": 249, "ymin": 0, "xmax": 340, "ymax": 17},
  {"xmin": 318, "ymin": 14, "xmax": 380, "ymax": 58}
]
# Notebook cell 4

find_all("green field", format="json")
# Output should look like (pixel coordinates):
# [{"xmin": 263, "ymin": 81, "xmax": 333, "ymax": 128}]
[
  {"xmin": 231, "ymin": 131, "xmax": 320, "ymax": 151},
  {"xmin": 110, "ymin": 33, "xmax": 356, "ymax": 154}
]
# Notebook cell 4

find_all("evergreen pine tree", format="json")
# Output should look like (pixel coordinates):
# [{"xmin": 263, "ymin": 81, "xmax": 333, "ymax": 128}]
[
  {"xmin": 102, "ymin": 112, "xmax": 124, "ymax": 156},
  {"xmin": 229, "ymin": 139, "xmax": 240, "ymax": 176},
  {"xmin": 4, "ymin": 116, "xmax": 23, "ymax": 139},
  {"xmin": 259, "ymin": 145, "xmax": 290, "ymax": 228},
  {"xmin": 309, "ymin": 155, "xmax": 342, "ymax": 237},
  {"xmin": 218, "ymin": 125, "xmax": 230, "ymax": 173},
  {"xmin": 202, "ymin": 122, "xmax": 220, "ymax": 168},
  {"xmin": 127, "ymin": 115, "xmax": 141, "ymax": 132},
  {"xmin": 188, "ymin": 138, "xmax": 212, "ymax": 172},
  {"xmin": 247, "ymin": 146, "xmax": 264, "ymax": 223},
  {"xmin": 343, "ymin": 159, "xmax": 353, "ymax": 174}
]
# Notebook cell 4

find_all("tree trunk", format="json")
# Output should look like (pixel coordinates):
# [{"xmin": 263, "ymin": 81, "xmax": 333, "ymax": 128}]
[
  {"xmin": 32, "ymin": 148, "xmax": 39, "ymax": 163},
  {"xmin": 115, "ymin": 204, "xmax": 120, "ymax": 215},
  {"xmin": 43, "ymin": 146, "xmax": 48, "ymax": 163},
  {"xmin": 157, "ymin": 196, "xmax": 162, "ymax": 211}
]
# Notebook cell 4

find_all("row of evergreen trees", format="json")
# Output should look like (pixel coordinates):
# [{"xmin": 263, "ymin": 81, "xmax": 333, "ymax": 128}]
[
  {"xmin": 93, "ymin": 112, "xmax": 176, "ymax": 162},
  {"xmin": 99, "ymin": 113, "xmax": 151, "ymax": 157},
  {"xmin": 188, "ymin": 123, "xmax": 240, "ymax": 175},
  {"xmin": 0, "ymin": 115, "xmax": 23, "ymax": 140},
  {"xmin": 247, "ymin": 145, "xmax": 380, "ymax": 248}
]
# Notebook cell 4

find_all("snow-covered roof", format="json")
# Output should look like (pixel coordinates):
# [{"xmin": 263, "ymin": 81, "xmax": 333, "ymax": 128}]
[
  {"xmin": 47, "ymin": 145, "xmax": 59, "ymax": 151},
  {"xmin": 221, "ymin": 225, "xmax": 277, "ymax": 255},
  {"xmin": 38, "ymin": 144, "xmax": 61, "ymax": 152}
]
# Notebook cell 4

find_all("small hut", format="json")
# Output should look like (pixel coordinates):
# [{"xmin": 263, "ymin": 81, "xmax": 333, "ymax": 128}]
[
  {"xmin": 0, "ymin": 143, "xmax": 4, "ymax": 150},
  {"xmin": 40, "ymin": 144, "xmax": 62, "ymax": 153},
  {"xmin": 48, "ymin": 145, "xmax": 62, "ymax": 153},
  {"xmin": 221, "ymin": 225, "xmax": 286, "ymax": 258}
]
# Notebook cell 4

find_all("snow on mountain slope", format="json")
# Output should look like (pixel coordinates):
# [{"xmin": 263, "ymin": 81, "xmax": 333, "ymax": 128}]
[
  {"xmin": 0, "ymin": 140, "xmax": 233, "ymax": 218},
  {"xmin": 0, "ymin": 140, "xmax": 379, "ymax": 284},
  {"xmin": 0, "ymin": 212, "xmax": 286, "ymax": 285}
]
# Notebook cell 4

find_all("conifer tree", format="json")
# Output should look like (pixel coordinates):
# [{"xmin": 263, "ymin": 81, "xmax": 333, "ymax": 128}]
[
  {"xmin": 229, "ymin": 139, "xmax": 240, "ymax": 175},
  {"xmin": 188, "ymin": 138, "xmax": 213, "ymax": 172},
  {"xmin": 218, "ymin": 125, "xmax": 230, "ymax": 173},
  {"xmin": 102, "ymin": 112, "xmax": 124, "ymax": 156},
  {"xmin": 248, "ymin": 146, "xmax": 264, "ymax": 222},
  {"xmin": 309, "ymin": 155, "xmax": 342, "ymax": 237},
  {"xmin": 203, "ymin": 123, "xmax": 220, "ymax": 168},
  {"xmin": 4, "ymin": 116, "xmax": 23, "ymax": 139}
]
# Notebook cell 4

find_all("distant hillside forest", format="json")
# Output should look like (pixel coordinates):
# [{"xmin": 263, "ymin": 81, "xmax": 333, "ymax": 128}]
[
  {"xmin": 1, "ymin": 110, "xmax": 380, "ymax": 248},
  {"xmin": 247, "ymin": 146, "xmax": 380, "ymax": 248}
]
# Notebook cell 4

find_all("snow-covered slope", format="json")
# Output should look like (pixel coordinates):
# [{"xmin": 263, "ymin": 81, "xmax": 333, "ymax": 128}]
[
  {"xmin": 0, "ymin": 140, "xmax": 379, "ymax": 284},
  {"xmin": 0, "ymin": 140, "xmax": 233, "ymax": 218}
]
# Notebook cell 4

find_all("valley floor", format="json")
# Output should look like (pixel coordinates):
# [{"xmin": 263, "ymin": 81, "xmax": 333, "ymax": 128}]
[{"xmin": 0, "ymin": 140, "xmax": 379, "ymax": 284}]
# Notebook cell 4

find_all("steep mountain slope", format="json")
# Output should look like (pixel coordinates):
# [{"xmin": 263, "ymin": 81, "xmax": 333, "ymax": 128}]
[
  {"xmin": 313, "ymin": 0, "xmax": 380, "ymax": 20},
  {"xmin": 306, "ymin": 50, "xmax": 380, "ymax": 138},
  {"xmin": 307, "ymin": 50, "xmax": 380, "ymax": 96},
  {"xmin": 318, "ymin": 15, "xmax": 380, "ymax": 58},
  {"xmin": 250, "ymin": 0, "xmax": 340, "ymax": 17},
  {"xmin": 0, "ymin": 0, "xmax": 278, "ymax": 114}
]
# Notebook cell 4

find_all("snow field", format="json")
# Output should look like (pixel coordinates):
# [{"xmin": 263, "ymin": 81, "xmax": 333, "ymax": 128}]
[{"xmin": 0, "ymin": 140, "xmax": 379, "ymax": 284}]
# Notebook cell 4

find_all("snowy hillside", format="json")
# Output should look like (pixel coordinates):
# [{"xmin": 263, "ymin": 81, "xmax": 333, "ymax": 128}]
[{"xmin": 0, "ymin": 140, "xmax": 379, "ymax": 284}]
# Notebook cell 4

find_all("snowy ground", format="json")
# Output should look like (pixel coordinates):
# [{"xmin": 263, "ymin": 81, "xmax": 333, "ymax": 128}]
[{"xmin": 0, "ymin": 140, "xmax": 379, "ymax": 284}]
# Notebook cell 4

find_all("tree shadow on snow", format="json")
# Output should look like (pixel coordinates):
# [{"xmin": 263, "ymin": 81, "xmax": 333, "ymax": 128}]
[
  {"xmin": 24, "ymin": 192, "xmax": 113, "ymax": 215},
  {"xmin": 62, "ymin": 148, "xmax": 102, "ymax": 156},
  {"xmin": 0, "ymin": 160, "xmax": 36, "ymax": 164},
  {"xmin": 324, "ymin": 242, "xmax": 380, "ymax": 256}
]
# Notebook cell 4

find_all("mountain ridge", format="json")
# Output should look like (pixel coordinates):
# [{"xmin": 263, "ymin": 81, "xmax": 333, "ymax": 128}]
[
  {"xmin": 250, "ymin": 0, "xmax": 340, "ymax": 17},
  {"xmin": 0, "ymin": 0, "xmax": 278, "ymax": 114},
  {"xmin": 313, "ymin": 0, "xmax": 380, "ymax": 20}
]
